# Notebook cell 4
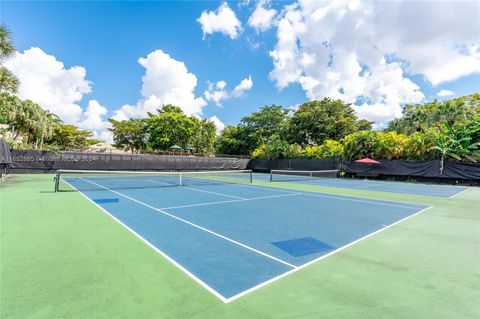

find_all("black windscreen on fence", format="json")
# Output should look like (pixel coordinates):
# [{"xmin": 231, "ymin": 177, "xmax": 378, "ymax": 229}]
[
  {"xmin": 344, "ymin": 160, "xmax": 480, "ymax": 181},
  {"xmin": 0, "ymin": 140, "xmax": 12, "ymax": 164},
  {"xmin": 248, "ymin": 158, "xmax": 340, "ymax": 172},
  {"xmin": 7, "ymin": 150, "xmax": 249, "ymax": 173},
  {"xmin": 0, "ymin": 140, "xmax": 11, "ymax": 176},
  {"xmin": 5, "ymin": 149, "xmax": 480, "ymax": 183}
]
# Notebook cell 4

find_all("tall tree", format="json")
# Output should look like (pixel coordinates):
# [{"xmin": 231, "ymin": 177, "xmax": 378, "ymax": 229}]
[
  {"xmin": 0, "ymin": 92, "xmax": 20, "ymax": 123},
  {"xmin": 7, "ymin": 99, "xmax": 39, "ymax": 140},
  {"xmin": 147, "ymin": 105, "xmax": 195, "ymax": 150},
  {"xmin": 214, "ymin": 105, "xmax": 289, "ymax": 155},
  {"xmin": 286, "ymin": 98, "xmax": 368, "ymax": 145},
  {"xmin": 387, "ymin": 95, "xmax": 478, "ymax": 134},
  {"xmin": 0, "ymin": 24, "xmax": 19, "ymax": 93},
  {"xmin": 109, "ymin": 118, "xmax": 148, "ymax": 153},
  {"xmin": 191, "ymin": 118, "xmax": 216, "ymax": 154},
  {"xmin": 2, "ymin": 97, "xmax": 58, "ymax": 149},
  {"xmin": 215, "ymin": 125, "xmax": 262, "ymax": 155},
  {"xmin": 49, "ymin": 124, "xmax": 99, "ymax": 150},
  {"xmin": 240, "ymin": 104, "xmax": 289, "ymax": 141}
]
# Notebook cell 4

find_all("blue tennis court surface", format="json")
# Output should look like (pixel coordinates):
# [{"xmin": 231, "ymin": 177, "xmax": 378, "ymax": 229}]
[
  {"xmin": 262, "ymin": 173, "xmax": 468, "ymax": 198},
  {"xmin": 65, "ymin": 177, "xmax": 429, "ymax": 302}
]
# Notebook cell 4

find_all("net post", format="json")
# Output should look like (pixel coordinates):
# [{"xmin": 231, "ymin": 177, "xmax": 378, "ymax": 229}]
[
  {"xmin": 249, "ymin": 170, "xmax": 253, "ymax": 183},
  {"xmin": 54, "ymin": 170, "xmax": 60, "ymax": 192},
  {"xmin": 270, "ymin": 170, "xmax": 273, "ymax": 182},
  {"xmin": 179, "ymin": 172, "xmax": 183, "ymax": 186}
]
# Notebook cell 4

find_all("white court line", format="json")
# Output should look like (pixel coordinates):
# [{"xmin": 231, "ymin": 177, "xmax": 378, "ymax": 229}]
[
  {"xmin": 146, "ymin": 179, "xmax": 246, "ymax": 200},
  {"xmin": 224, "ymin": 205, "xmax": 434, "ymax": 303},
  {"xmin": 300, "ymin": 192, "xmax": 424, "ymax": 210},
  {"xmin": 229, "ymin": 182, "xmax": 300, "ymax": 194},
  {"xmin": 62, "ymin": 179, "xmax": 229, "ymax": 303},
  {"xmin": 284, "ymin": 178, "xmax": 464, "ymax": 198},
  {"xmin": 239, "ymin": 179, "xmax": 431, "ymax": 207},
  {"xmin": 300, "ymin": 179, "xmax": 387, "ymax": 190},
  {"xmin": 448, "ymin": 188, "xmax": 470, "ymax": 199},
  {"xmin": 80, "ymin": 178, "xmax": 297, "ymax": 270},
  {"xmin": 159, "ymin": 192, "xmax": 303, "ymax": 210},
  {"xmin": 240, "ymin": 181, "xmax": 424, "ymax": 210}
]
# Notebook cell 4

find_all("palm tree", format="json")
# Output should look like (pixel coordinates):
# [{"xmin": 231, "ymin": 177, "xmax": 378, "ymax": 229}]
[
  {"xmin": 8, "ymin": 99, "xmax": 38, "ymax": 141},
  {"xmin": 434, "ymin": 123, "xmax": 480, "ymax": 175},
  {"xmin": 34, "ymin": 111, "xmax": 56, "ymax": 149},
  {"xmin": 0, "ymin": 68, "xmax": 19, "ymax": 93},
  {"xmin": 0, "ymin": 24, "xmax": 19, "ymax": 93},
  {"xmin": 433, "ymin": 135, "xmax": 460, "ymax": 175}
]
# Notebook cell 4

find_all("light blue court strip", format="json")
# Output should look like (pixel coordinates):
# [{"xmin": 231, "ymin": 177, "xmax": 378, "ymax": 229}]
[
  {"xmin": 65, "ymin": 177, "xmax": 430, "ymax": 302},
  {"xmin": 257, "ymin": 173, "xmax": 468, "ymax": 198}
]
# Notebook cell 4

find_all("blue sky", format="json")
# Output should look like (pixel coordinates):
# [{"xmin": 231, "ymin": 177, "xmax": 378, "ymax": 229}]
[{"xmin": 1, "ymin": 1, "xmax": 479, "ymax": 140}]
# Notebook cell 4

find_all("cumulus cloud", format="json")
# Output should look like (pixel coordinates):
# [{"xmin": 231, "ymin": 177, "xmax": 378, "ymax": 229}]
[
  {"xmin": 232, "ymin": 75, "xmax": 253, "ymax": 97},
  {"xmin": 204, "ymin": 81, "xmax": 229, "ymax": 106},
  {"xmin": 77, "ymin": 100, "xmax": 112, "ymax": 141},
  {"xmin": 248, "ymin": 1, "xmax": 278, "ymax": 32},
  {"xmin": 4, "ymin": 47, "xmax": 113, "ymax": 141},
  {"xmin": 198, "ymin": 2, "xmax": 242, "ymax": 39},
  {"xmin": 4, "ymin": 47, "xmax": 91, "ymax": 124},
  {"xmin": 204, "ymin": 75, "xmax": 253, "ymax": 106},
  {"xmin": 437, "ymin": 89, "xmax": 455, "ymax": 97},
  {"xmin": 268, "ymin": 0, "xmax": 480, "ymax": 125},
  {"xmin": 209, "ymin": 115, "xmax": 226, "ymax": 134},
  {"xmin": 113, "ymin": 50, "xmax": 207, "ymax": 120}
]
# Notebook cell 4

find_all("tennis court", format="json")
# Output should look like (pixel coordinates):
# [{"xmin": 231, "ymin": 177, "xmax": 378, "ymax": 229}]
[
  {"xmin": 2, "ymin": 172, "xmax": 479, "ymax": 319},
  {"xmin": 266, "ymin": 170, "xmax": 468, "ymax": 198},
  {"xmin": 56, "ymin": 170, "xmax": 430, "ymax": 302}
]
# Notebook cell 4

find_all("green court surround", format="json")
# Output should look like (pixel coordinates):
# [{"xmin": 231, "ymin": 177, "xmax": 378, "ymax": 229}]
[{"xmin": 1, "ymin": 175, "xmax": 479, "ymax": 318}]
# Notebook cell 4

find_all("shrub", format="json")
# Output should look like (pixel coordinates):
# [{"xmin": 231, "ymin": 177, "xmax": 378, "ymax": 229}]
[{"xmin": 304, "ymin": 140, "xmax": 343, "ymax": 159}]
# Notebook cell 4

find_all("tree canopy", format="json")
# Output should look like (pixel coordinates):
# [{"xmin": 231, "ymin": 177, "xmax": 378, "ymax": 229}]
[
  {"xmin": 0, "ymin": 92, "xmax": 99, "ymax": 150},
  {"xmin": 49, "ymin": 124, "xmax": 100, "ymax": 150},
  {"xmin": 249, "ymin": 94, "xmax": 479, "ymax": 165},
  {"xmin": 0, "ymin": 24, "xmax": 19, "ymax": 93},
  {"xmin": 147, "ymin": 105, "xmax": 196, "ymax": 150},
  {"xmin": 109, "ymin": 118, "xmax": 148, "ymax": 153},
  {"xmin": 286, "ymin": 99, "xmax": 373, "ymax": 145},
  {"xmin": 108, "ymin": 105, "xmax": 217, "ymax": 154},
  {"xmin": 387, "ymin": 94, "xmax": 480, "ymax": 134},
  {"xmin": 216, "ymin": 99, "xmax": 374, "ymax": 156}
]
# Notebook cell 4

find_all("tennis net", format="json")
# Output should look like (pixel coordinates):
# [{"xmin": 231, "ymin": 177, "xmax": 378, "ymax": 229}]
[
  {"xmin": 270, "ymin": 169, "xmax": 339, "ymax": 182},
  {"xmin": 54, "ymin": 169, "xmax": 253, "ymax": 192}
]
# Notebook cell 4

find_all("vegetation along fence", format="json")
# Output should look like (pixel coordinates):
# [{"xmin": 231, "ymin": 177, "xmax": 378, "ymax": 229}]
[{"xmin": 4, "ymin": 147, "xmax": 480, "ymax": 184}]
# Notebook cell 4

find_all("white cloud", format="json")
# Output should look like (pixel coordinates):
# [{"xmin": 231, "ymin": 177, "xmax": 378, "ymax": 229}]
[
  {"xmin": 77, "ymin": 100, "xmax": 112, "ymax": 142},
  {"xmin": 248, "ymin": 2, "xmax": 277, "ymax": 32},
  {"xmin": 4, "ymin": 47, "xmax": 113, "ymax": 142},
  {"xmin": 209, "ymin": 115, "xmax": 226, "ymax": 134},
  {"xmin": 268, "ymin": 0, "xmax": 480, "ymax": 124},
  {"xmin": 198, "ymin": 2, "xmax": 242, "ymax": 39},
  {"xmin": 204, "ymin": 81, "xmax": 229, "ymax": 106},
  {"xmin": 437, "ymin": 89, "xmax": 455, "ymax": 97},
  {"xmin": 113, "ymin": 50, "xmax": 207, "ymax": 120},
  {"xmin": 232, "ymin": 75, "xmax": 253, "ymax": 97},
  {"xmin": 204, "ymin": 75, "xmax": 253, "ymax": 106},
  {"xmin": 4, "ymin": 47, "xmax": 91, "ymax": 124}
]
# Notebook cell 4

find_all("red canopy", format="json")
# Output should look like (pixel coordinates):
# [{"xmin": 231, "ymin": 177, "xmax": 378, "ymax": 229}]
[{"xmin": 354, "ymin": 158, "xmax": 380, "ymax": 164}]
